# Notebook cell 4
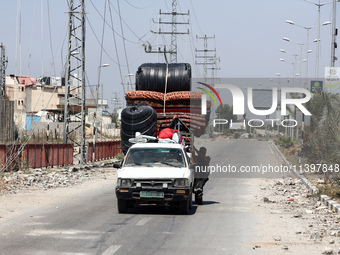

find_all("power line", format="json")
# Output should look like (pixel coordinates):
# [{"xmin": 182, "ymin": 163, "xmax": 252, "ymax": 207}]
[
  {"xmin": 117, "ymin": 0, "xmax": 132, "ymax": 85},
  {"xmin": 90, "ymin": 0, "xmax": 148, "ymax": 44},
  {"xmin": 189, "ymin": 0, "xmax": 204, "ymax": 36},
  {"xmin": 47, "ymin": 0, "xmax": 57, "ymax": 76},
  {"xmin": 108, "ymin": 0, "xmax": 124, "ymax": 93},
  {"xmin": 123, "ymin": 0, "xmax": 157, "ymax": 9}
]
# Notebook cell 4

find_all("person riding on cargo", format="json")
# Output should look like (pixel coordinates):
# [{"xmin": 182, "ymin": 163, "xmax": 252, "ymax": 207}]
[
  {"xmin": 170, "ymin": 114, "xmax": 180, "ymax": 129},
  {"xmin": 192, "ymin": 146, "xmax": 211, "ymax": 204},
  {"xmin": 156, "ymin": 121, "xmax": 163, "ymax": 137}
]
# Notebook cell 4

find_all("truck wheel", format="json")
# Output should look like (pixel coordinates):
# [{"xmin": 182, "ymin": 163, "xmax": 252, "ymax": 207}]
[
  {"xmin": 117, "ymin": 199, "xmax": 128, "ymax": 213},
  {"xmin": 195, "ymin": 193, "xmax": 203, "ymax": 205},
  {"xmin": 189, "ymin": 193, "xmax": 193, "ymax": 209},
  {"xmin": 180, "ymin": 199, "xmax": 190, "ymax": 214}
]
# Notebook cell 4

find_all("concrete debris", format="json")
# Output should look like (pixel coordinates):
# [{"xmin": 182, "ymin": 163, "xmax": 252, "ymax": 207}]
[
  {"xmin": 317, "ymin": 179, "xmax": 325, "ymax": 185},
  {"xmin": 274, "ymin": 236, "xmax": 282, "ymax": 241},
  {"xmin": 322, "ymin": 247, "xmax": 333, "ymax": 254},
  {"xmin": 281, "ymin": 245, "xmax": 289, "ymax": 250},
  {"xmin": 260, "ymin": 177, "xmax": 340, "ymax": 253},
  {"xmin": 0, "ymin": 164, "xmax": 113, "ymax": 194}
]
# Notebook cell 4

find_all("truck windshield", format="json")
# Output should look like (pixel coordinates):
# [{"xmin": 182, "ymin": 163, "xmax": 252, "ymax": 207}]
[{"xmin": 124, "ymin": 148, "xmax": 186, "ymax": 168}]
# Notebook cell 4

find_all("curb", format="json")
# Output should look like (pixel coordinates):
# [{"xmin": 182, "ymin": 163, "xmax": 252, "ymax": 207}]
[{"xmin": 271, "ymin": 141, "xmax": 340, "ymax": 213}]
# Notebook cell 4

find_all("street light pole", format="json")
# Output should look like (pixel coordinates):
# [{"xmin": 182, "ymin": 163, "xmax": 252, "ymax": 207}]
[
  {"xmin": 331, "ymin": 0, "xmax": 337, "ymax": 67},
  {"xmin": 93, "ymin": 63, "xmax": 109, "ymax": 162},
  {"xmin": 121, "ymin": 73, "xmax": 134, "ymax": 108},
  {"xmin": 285, "ymin": 19, "xmax": 330, "ymax": 85},
  {"xmin": 303, "ymin": 0, "xmax": 333, "ymax": 79},
  {"xmin": 95, "ymin": 63, "xmax": 109, "ymax": 141}
]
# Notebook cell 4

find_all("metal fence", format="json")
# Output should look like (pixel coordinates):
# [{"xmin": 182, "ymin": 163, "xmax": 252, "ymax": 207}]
[
  {"xmin": 87, "ymin": 140, "xmax": 122, "ymax": 162},
  {"xmin": 0, "ymin": 140, "xmax": 122, "ymax": 171}
]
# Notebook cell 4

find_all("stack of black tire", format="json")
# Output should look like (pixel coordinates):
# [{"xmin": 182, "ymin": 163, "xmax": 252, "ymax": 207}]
[
  {"xmin": 120, "ymin": 105, "xmax": 157, "ymax": 153},
  {"xmin": 135, "ymin": 63, "xmax": 191, "ymax": 93},
  {"xmin": 120, "ymin": 63, "xmax": 192, "ymax": 152}
]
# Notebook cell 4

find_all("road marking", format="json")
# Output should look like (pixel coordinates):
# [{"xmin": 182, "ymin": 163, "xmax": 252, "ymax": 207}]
[
  {"xmin": 162, "ymin": 232, "xmax": 172, "ymax": 235},
  {"xmin": 102, "ymin": 245, "xmax": 121, "ymax": 255},
  {"xmin": 136, "ymin": 217, "xmax": 151, "ymax": 226}
]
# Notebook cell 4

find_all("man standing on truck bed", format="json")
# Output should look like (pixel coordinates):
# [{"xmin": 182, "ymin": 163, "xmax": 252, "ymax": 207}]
[{"xmin": 192, "ymin": 146, "xmax": 210, "ymax": 204}]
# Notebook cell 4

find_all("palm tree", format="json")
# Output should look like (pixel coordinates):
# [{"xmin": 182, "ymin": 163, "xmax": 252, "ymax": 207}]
[{"xmin": 304, "ymin": 91, "xmax": 340, "ymax": 166}]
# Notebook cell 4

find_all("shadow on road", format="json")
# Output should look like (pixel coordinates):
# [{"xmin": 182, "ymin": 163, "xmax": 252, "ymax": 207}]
[
  {"xmin": 120, "ymin": 199, "xmax": 220, "ymax": 215},
  {"xmin": 123, "ymin": 204, "xmax": 199, "ymax": 215},
  {"xmin": 197, "ymin": 200, "xmax": 220, "ymax": 205}
]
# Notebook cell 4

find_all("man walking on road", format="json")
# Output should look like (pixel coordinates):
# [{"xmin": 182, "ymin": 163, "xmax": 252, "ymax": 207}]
[{"xmin": 193, "ymin": 146, "xmax": 211, "ymax": 204}]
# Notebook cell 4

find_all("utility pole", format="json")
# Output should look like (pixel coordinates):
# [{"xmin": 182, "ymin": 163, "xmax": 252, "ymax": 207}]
[
  {"xmin": 208, "ymin": 57, "xmax": 221, "ymax": 82},
  {"xmin": 63, "ymin": 0, "xmax": 86, "ymax": 165},
  {"xmin": 0, "ymin": 43, "xmax": 6, "ymax": 97},
  {"xmin": 196, "ymin": 35, "xmax": 220, "ymax": 135},
  {"xmin": 111, "ymin": 92, "xmax": 121, "ymax": 112},
  {"xmin": 195, "ymin": 35, "xmax": 217, "ymax": 81},
  {"xmin": 0, "ymin": 43, "xmax": 7, "ymax": 142},
  {"xmin": 150, "ymin": 0, "xmax": 189, "ymax": 63},
  {"xmin": 331, "ymin": 0, "xmax": 338, "ymax": 67}
]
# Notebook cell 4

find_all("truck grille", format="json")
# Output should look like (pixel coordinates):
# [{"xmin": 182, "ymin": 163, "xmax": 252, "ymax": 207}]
[{"xmin": 134, "ymin": 179, "xmax": 173, "ymax": 188}]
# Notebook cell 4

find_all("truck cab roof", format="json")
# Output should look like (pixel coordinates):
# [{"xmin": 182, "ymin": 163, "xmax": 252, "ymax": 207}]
[{"xmin": 129, "ymin": 142, "xmax": 185, "ymax": 150}]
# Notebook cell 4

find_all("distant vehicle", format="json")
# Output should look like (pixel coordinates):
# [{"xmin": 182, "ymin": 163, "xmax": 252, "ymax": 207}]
[{"xmin": 114, "ymin": 142, "xmax": 194, "ymax": 214}]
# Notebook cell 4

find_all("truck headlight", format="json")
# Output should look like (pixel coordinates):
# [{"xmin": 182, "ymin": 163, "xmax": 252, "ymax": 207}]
[
  {"xmin": 174, "ymin": 178, "xmax": 189, "ymax": 187},
  {"xmin": 118, "ymin": 178, "xmax": 132, "ymax": 187}
]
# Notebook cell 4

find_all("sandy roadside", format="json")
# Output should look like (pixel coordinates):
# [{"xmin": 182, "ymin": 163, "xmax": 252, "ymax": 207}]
[
  {"xmin": 0, "ymin": 169, "xmax": 117, "ymax": 222},
  {"xmin": 249, "ymin": 177, "xmax": 340, "ymax": 255}
]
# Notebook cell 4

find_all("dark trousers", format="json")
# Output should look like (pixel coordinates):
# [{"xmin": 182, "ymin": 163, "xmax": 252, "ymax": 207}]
[{"xmin": 194, "ymin": 178, "xmax": 209, "ymax": 190}]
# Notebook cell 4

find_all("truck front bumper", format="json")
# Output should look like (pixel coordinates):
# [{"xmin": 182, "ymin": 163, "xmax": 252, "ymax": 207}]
[{"xmin": 115, "ymin": 187, "xmax": 191, "ymax": 202}]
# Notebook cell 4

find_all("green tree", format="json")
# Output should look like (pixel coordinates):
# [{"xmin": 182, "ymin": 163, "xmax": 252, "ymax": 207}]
[
  {"xmin": 303, "ymin": 91, "xmax": 340, "ymax": 165},
  {"xmin": 214, "ymin": 104, "xmax": 237, "ymax": 130},
  {"xmin": 112, "ymin": 114, "xmax": 119, "ymax": 128}
]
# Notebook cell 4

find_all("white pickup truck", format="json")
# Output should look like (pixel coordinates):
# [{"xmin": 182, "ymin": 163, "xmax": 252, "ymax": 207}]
[{"xmin": 114, "ymin": 142, "xmax": 194, "ymax": 214}]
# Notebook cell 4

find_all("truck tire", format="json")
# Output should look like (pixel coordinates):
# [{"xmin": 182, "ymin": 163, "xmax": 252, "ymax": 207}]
[
  {"xmin": 117, "ymin": 199, "xmax": 128, "ymax": 213},
  {"xmin": 120, "ymin": 105, "xmax": 157, "ymax": 152},
  {"xmin": 136, "ymin": 63, "xmax": 191, "ymax": 92},
  {"xmin": 180, "ymin": 199, "xmax": 190, "ymax": 214}
]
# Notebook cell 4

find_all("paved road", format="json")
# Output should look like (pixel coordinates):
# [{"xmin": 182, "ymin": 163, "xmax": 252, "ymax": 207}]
[{"xmin": 0, "ymin": 139, "xmax": 291, "ymax": 255}]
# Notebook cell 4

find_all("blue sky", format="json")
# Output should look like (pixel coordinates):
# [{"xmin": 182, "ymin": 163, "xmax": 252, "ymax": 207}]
[{"xmin": 1, "ymin": 0, "xmax": 338, "ymax": 110}]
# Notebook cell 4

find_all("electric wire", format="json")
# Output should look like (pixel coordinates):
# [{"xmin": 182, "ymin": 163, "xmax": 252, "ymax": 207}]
[
  {"xmin": 89, "ymin": 0, "xmax": 147, "ymax": 44},
  {"xmin": 97, "ymin": 0, "xmax": 107, "ymax": 99},
  {"xmin": 86, "ymin": 4, "xmax": 146, "ymax": 68},
  {"xmin": 117, "ymin": 0, "xmax": 132, "ymax": 85},
  {"xmin": 27, "ymin": 0, "xmax": 37, "ymax": 75},
  {"xmin": 123, "ymin": 0, "xmax": 157, "ymax": 9},
  {"xmin": 47, "ymin": 0, "xmax": 57, "ymax": 76},
  {"xmin": 189, "ymin": 0, "xmax": 204, "ymax": 36},
  {"xmin": 41, "ymin": 0, "xmax": 44, "ymax": 76},
  {"xmin": 108, "ymin": 0, "xmax": 124, "ymax": 93}
]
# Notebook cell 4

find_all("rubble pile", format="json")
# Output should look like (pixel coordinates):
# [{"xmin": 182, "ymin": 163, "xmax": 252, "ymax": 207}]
[
  {"xmin": 260, "ymin": 178, "xmax": 340, "ymax": 254},
  {"xmin": 0, "ymin": 164, "xmax": 113, "ymax": 194}
]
